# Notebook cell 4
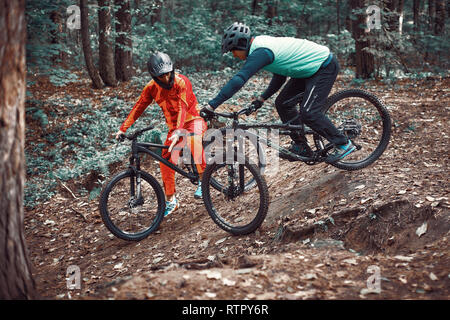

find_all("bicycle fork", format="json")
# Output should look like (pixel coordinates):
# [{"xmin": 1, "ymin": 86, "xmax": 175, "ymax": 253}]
[
  {"xmin": 226, "ymin": 163, "xmax": 246, "ymax": 199},
  {"xmin": 128, "ymin": 144, "xmax": 144, "ymax": 208}
]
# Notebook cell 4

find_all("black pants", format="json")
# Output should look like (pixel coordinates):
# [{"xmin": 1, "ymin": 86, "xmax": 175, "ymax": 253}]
[{"xmin": 275, "ymin": 55, "xmax": 347, "ymax": 146}]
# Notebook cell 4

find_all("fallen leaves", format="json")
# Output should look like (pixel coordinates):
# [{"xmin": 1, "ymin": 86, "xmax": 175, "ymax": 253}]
[
  {"xmin": 399, "ymin": 275, "xmax": 408, "ymax": 284},
  {"xmin": 24, "ymin": 76, "xmax": 450, "ymax": 301},
  {"xmin": 222, "ymin": 278, "xmax": 236, "ymax": 286},
  {"xmin": 415, "ymin": 222, "xmax": 428, "ymax": 238},
  {"xmin": 429, "ymin": 272, "xmax": 438, "ymax": 281},
  {"xmin": 342, "ymin": 258, "xmax": 358, "ymax": 266},
  {"xmin": 215, "ymin": 237, "xmax": 227, "ymax": 245},
  {"xmin": 199, "ymin": 270, "xmax": 222, "ymax": 280},
  {"xmin": 394, "ymin": 255, "xmax": 414, "ymax": 262},
  {"xmin": 302, "ymin": 273, "xmax": 318, "ymax": 280}
]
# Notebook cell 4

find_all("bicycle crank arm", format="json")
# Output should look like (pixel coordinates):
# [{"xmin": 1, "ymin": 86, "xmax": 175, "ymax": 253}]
[{"xmin": 278, "ymin": 149, "xmax": 316, "ymax": 163}]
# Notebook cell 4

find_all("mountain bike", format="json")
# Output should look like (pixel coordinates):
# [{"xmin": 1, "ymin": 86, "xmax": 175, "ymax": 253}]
[
  {"xmin": 99, "ymin": 125, "xmax": 270, "ymax": 241},
  {"xmin": 203, "ymin": 88, "xmax": 391, "ymax": 170},
  {"xmin": 201, "ymin": 88, "xmax": 391, "ymax": 234}
]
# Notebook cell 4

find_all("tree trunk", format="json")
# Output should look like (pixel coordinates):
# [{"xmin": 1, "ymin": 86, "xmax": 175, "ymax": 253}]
[
  {"xmin": 351, "ymin": 0, "xmax": 374, "ymax": 78},
  {"xmin": 0, "ymin": 0, "xmax": 37, "ymax": 299},
  {"xmin": 266, "ymin": 0, "xmax": 277, "ymax": 26},
  {"xmin": 98, "ymin": 0, "xmax": 117, "ymax": 86},
  {"xmin": 384, "ymin": 0, "xmax": 403, "ymax": 33},
  {"xmin": 413, "ymin": 0, "xmax": 421, "ymax": 31},
  {"xmin": 50, "ymin": 11, "xmax": 66, "ymax": 64},
  {"xmin": 326, "ymin": 18, "xmax": 332, "ymax": 34},
  {"xmin": 397, "ymin": 0, "xmax": 405, "ymax": 34},
  {"xmin": 114, "ymin": 0, "xmax": 133, "ymax": 81},
  {"xmin": 434, "ymin": 0, "xmax": 445, "ymax": 35},
  {"xmin": 337, "ymin": 0, "xmax": 341, "ymax": 35},
  {"xmin": 151, "ymin": 0, "xmax": 163, "ymax": 24},
  {"xmin": 80, "ymin": 0, "xmax": 104, "ymax": 89},
  {"xmin": 345, "ymin": 14, "xmax": 352, "ymax": 33},
  {"xmin": 252, "ymin": 0, "xmax": 260, "ymax": 15},
  {"xmin": 428, "ymin": 0, "xmax": 436, "ymax": 32}
]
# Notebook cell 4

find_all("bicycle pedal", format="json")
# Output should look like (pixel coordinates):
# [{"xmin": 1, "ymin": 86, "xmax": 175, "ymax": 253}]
[{"xmin": 278, "ymin": 152, "xmax": 296, "ymax": 161}]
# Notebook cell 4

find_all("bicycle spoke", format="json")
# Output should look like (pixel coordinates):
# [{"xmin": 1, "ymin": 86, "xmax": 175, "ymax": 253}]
[
  {"xmin": 203, "ymin": 162, "xmax": 269, "ymax": 234},
  {"xmin": 324, "ymin": 90, "xmax": 390, "ymax": 169},
  {"xmin": 105, "ymin": 174, "xmax": 160, "ymax": 236},
  {"xmin": 204, "ymin": 128, "xmax": 264, "ymax": 192}
]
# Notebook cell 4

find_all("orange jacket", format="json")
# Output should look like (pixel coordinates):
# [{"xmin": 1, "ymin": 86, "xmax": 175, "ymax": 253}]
[{"xmin": 120, "ymin": 73, "xmax": 202, "ymax": 133}]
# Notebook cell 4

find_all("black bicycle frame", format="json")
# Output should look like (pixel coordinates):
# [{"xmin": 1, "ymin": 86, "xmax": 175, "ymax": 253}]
[
  {"xmin": 205, "ymin": 91, "xmax": 335, "ymax": 163},
  {"xmin": 225, "ymin": 118, "xmax": 332, "ymax": 162},
  {"xmin": 129, "ymin": 139, "xmax": 198, "ymax": 181}
]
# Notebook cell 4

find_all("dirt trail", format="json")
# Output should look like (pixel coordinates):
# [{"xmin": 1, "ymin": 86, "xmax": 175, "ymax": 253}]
[{"xmin": 24, "ymin": 77, "xmax": 450, "ymax": 300}]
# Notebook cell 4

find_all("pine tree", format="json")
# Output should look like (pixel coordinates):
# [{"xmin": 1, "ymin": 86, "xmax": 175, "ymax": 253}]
[
  {"xmin": 80, "ymin": 0, "xmax": 104, "ymax": 89},
  {"xmin": 98, "ymin": 0, "xmax": 117, "ymax": 86},
  {"xmin": 0, "ymin": 0, "xmax": 37, "ymax": 299}
]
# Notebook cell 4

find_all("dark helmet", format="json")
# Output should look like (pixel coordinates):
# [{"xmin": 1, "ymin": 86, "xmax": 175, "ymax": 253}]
[
  {"xmin": 221, "ymin": 22, "xmax": 251, "ymax": 54},
  {"xmin": 147, "ymin": 52, "xmax": 175, "ymax": 89},
  {"xmin": 147, "ymin": 51, "xmax": 173, "ymax": 77}
]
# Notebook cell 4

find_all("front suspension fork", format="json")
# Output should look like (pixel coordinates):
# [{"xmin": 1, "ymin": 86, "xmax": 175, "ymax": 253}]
[{"xmin": 128, "ymin": 151, "xmax": 143, "ymax": 207}]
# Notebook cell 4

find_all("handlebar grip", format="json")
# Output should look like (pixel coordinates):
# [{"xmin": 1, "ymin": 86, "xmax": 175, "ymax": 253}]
[
  {"xmin": 117, "ymin": 125, "xmax": 154, "ymax": 142},
  {"xmin": 141, "ymin": 125, "xmax": 154, "ymax": 132},
  {"xmin": 117, "ymin": 133, "xmax": 126, "ymax": 142},
  {"xmin": 201, "ymin": 105, "xmax": 253, "ymax": 119},
  {"xmin": 243, "ymin": 106, "xmax": 254, "ymax": 116}
]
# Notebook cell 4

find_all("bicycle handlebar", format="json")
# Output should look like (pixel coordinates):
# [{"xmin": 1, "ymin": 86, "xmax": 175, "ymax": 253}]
[
  {"xmin": 216, "ymin": 107, "xmax": 250, "ymax": 118},
  {"xmin": 201, "ymin": 106, "xmax": 252, "ymax": 120},
  {"xmin": 119, "ymin": 125, "xmax": 155, "ymax": 142},
  {"xmin": 119, "ymin": 105, "xmax": 253, "ymax": 141}
]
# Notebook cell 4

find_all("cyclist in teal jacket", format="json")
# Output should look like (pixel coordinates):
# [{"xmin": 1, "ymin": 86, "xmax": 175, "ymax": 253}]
[{"xmin": 200, "ymin": 22, "xmax": 355, "ymax": 162}]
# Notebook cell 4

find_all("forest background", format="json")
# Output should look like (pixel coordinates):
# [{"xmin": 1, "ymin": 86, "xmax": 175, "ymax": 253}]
[{"xmin": 0, "ymin": 0, "xmax": 448, "ymax": 300}]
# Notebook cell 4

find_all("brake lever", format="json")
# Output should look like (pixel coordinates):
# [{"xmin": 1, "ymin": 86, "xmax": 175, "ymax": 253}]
[
  {"xmin": 243, "ymin": 106, "xmax": 254, "ymax": 116},
  {"xmin": 200, "ymin": 111, "xmax": 217, "ymax": 122}
]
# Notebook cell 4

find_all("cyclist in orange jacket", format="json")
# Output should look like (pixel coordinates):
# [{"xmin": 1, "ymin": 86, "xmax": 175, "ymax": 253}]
[{"xmin": 116, "ymin": 52, "xmax": 207, "ymax": 217}]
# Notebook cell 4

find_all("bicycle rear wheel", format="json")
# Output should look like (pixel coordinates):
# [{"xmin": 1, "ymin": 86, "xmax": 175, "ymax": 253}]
[
  {"xmin": 322, "ymin": 89, "xmax": 391, "ymax": 170},
  {"xmin": 202, "ymin": 159, "xmax": 269, "ymax": 235},
  {"xmin": 99, "ymin": 170, "xmax": 165, "ymax": 241}
]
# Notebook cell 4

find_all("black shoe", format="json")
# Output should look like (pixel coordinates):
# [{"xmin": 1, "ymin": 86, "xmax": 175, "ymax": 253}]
[
  {"xmin": 326, "ymin": 140, "xmax": 356, "ymax": 163},
  {"xmin": 280, "ymin": 142, "xmax": 313, "ymax": 161},
  {"xmin": 289, "ymin": 142, "xmax": 313, "ymax": 157}
]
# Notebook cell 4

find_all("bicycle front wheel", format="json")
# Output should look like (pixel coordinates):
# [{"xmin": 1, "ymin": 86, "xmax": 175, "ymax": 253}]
[
  {"xmin": 99, "ymin": 170, "xmax": 165, "ymax": 241},
  {"xmin": 203, "ymin": 127, "xmax": 266, "ymax": 192},
  {"xmin": 202, "ymin": 160, "xmax": 269, "ymax": 235},
  {"xmin": 323, "ymin": 89, "xmax": 391, "ymax": 170}
]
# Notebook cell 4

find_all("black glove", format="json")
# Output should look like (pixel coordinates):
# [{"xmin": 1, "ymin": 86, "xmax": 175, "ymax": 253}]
[
  {"xmin": 117, "ymin": 134, "xmax": 125, "ymax": 142},
  {"xmin": 200, "ymin": 106, "xmax": 215, "ymax": 120},
  {"xmin": 245, "ymin": 99, "xmax": 264, "ymax": 116},
  {"xmin": 251, "ymin": 99, "xmax": 264, "ymax": 110}
]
